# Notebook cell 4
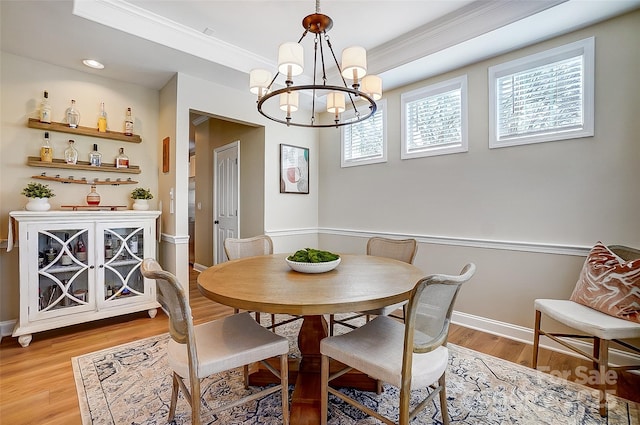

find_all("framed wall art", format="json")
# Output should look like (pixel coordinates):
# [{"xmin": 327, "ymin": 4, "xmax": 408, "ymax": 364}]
[{"xmin": 280, "ymin": 144, "xmax": 309, "ymax": 194}]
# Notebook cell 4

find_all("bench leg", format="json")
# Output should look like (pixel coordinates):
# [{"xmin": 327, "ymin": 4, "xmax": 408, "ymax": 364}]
[{"xmin": 532, "ymin": 310, "xmax": 542, "ymax": 368}]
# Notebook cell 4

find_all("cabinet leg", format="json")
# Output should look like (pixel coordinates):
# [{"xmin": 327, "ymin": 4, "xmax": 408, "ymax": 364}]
[
  {"xmin": 18, "ymin": 334, "xmax": 32, "ymax": 348},
  {"xmin": 148, "ymin": 308, "xmax": 158, "ymax": 318}
]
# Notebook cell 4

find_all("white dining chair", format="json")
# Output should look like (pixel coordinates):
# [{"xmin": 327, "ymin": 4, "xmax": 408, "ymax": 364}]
[
  {"xmin": 224, "ymin": 235, "xmax": 303, "ymax": 332},
  {"xmin": 320, "ymin": 263, "xmax": 476, "ymax": 425},
  {"xmin": 141, "ymin": 258, "xmax": 290, "ymax": 425},
  {"xmin": 330, "ymin": 237, "xmax": 418, "ymax": 336}
]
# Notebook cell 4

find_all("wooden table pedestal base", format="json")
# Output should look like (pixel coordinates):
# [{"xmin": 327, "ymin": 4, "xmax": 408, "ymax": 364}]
[{"xmin": 249, "ymin": 315, "xmax": 378, "ymax": 425}]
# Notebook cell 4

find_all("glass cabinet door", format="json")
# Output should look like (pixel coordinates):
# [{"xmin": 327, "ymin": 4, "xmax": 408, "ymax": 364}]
[
  {"xmin": 100, "ymin": 224, "xmax": 148, "ymax": 306},
  {"xmin": 30, "ymin": 224, "xmax": 94, "ymax": 320}
]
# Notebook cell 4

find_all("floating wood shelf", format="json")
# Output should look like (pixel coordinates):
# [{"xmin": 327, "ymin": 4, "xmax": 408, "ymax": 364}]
[
  {"xmin": 32, "ymin": 174, "xmax": 138, "ymax": 186},
  {"xmin": 27, "ymin": 157, "xmax": 141, "ymax": 174},
  {"xmin": 28, "ymin": 118, "xmax": 142, "ymax": 143},
  {"xmin": 61, "ymin": 205, "xmax": 128, "ymax": 211}
]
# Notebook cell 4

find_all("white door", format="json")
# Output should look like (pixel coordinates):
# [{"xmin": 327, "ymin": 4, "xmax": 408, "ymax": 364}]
[{"xmin": 213, "ymin": 141, "xmax": 239, "ymax": 265}]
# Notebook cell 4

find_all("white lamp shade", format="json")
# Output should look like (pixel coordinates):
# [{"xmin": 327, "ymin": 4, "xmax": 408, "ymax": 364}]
[
  {"xmin": 326, "ymin": 92, "xmax": 346, "ymax": 114},
  {"xmin": 249, "ymin": 69, "xmax": 272, "ymax": 95},
  {"xmin": 279, "ymin": 91, "xmax": 299, "ymax": 112},
  {"xmin": 278, "ymin": 42, "xmax": 304, "ymax": 76},
  {"xmin": 361, "ymin": 74, "xmax": 382, "ymax": 100},
  {"xmin": 341, "ymin": 46, "xmax": 367, "ymax": 80}
]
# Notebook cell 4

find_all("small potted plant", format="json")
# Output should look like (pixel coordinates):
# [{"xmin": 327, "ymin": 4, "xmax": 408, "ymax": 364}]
[
  {"xmin": 22, "ymin": 182, "xmax": 55, "ymax": 211},
  {"xmin": 131, "ymin": 187, "xmax": 153, "ymax": 210}
]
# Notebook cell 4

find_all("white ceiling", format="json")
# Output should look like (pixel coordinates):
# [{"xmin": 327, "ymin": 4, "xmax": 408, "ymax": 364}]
[{"xmin": 2, "ymin": 0, "xmax": 639, "ymax": 94}]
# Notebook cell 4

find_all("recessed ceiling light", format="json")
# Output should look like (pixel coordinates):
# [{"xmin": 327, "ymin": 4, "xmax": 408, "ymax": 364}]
[{"xmin": 83, "ymin": 59, "xmax": 104, "ymax": 69}]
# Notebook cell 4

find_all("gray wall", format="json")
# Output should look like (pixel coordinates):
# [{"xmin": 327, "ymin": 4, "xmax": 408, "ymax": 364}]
[{"xmin": 317, "ymin": 11, "xmax": 640, "ymax": 330}]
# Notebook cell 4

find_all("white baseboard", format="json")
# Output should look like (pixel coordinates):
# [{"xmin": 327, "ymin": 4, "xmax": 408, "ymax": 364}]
[
  {"xmin": 192, "ymin": 263, "xmax": 207, "ymax": 272},
  {"xmin": 452, "ymin": 310, "xmax": 640, "ymax": 367},
  {"xmin": 1, "ymin": 320, "xmax": 16, "ymax": 340}
]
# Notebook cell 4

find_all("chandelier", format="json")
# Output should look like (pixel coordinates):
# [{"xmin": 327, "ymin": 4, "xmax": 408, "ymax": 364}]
[{"xmin": 249, "ymin": 0, "xmax": 382, "ymax": 128}]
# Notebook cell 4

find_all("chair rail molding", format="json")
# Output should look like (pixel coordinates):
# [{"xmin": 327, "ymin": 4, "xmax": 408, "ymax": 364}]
[
  {"xmin": 160, "ymin": 233, "xmax": 190, "ymax": 244},
  {"xmin": 313, "ymin": 227, "xmax": 593, "ymax": 256}
]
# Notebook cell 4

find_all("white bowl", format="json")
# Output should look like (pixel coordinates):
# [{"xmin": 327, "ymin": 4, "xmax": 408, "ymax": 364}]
[{"xmin": 285, "ymin": 257, "xmax": 341, "ymax": 274}]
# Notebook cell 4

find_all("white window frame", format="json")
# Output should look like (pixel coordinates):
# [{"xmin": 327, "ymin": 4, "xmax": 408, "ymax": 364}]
[
  {"xmin": 341, "ymin": 98, "xmax": 387, "ymax": 168},
  {"xmin": 488, "ymin": 37, "xmax": 595, "ymax": 149},
  {"xmin": 401, "ymin": 75, "xmax": 468, "ymax": 160}
]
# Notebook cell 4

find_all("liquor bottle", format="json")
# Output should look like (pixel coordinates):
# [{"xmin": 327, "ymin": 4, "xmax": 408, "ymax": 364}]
[
  {"xmin": 97, "ymin": 101, "xmax": 107, "ymax": 132},
  {"xmin": 39, "ymin": 90, "xmax": 52, "ymax": 124},
  {"xmin": 124, "ymin": 107, "xmax": 133, "ymax": 136},
  {"xmin": 40, "ymin": 131, "xmax": 53, "ymax": 162},
  {"xmin": 60, "ymin": 233, "xmax": 72, "ymax": 266},
  {"xmin": 75, "ymin": 237, "xmax": 87, "ymax": 262},
  {"xmin": 86, "ymin": 185, "xmax": 101, "ymax": 206},
  {"xmin": 66, "ymin": 99, "xmax": 80, "ymax": 128},
  {"xmin": 64, "ymin": 139, "xmax": 78, "ymax": 164},
  {"xmin": 89, "ymin": 144, "xmax": 102, "ymax": 166},
  {"xmin": 104, "ymin": 233, "xmax": 113, "ymax": 259},
  {"xmin": 115, "ymin": 147, "xmax": 129, "ymax": 168},
  {"xmin": 45, "ymin": 236, "xmax": 57, "ymax": 264},
  {"xmin": 129, "ymin": 234, "xmax": 138, "ymax": 255},
  {"xmin": 106, "ymin": 285, "xmax": 113, "ymax": 298}
]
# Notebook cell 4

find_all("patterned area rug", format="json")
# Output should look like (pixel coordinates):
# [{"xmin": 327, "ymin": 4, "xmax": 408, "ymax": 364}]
[{"xmin": 72, "ymin": 315, "xmax": 639, "ymax": 424}]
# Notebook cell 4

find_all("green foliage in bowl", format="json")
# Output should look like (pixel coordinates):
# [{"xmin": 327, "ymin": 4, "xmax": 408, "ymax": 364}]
[
  {"xmin": 131, "ymin": 187, "xmax": 154, "ymax": 200},
  {"xmin": 288, "ymin": 248, "xmax": 340, "ymax": 263},
  {"xmin": 21, "ymin": 182, "xmax": 55, "ymax": 198}
]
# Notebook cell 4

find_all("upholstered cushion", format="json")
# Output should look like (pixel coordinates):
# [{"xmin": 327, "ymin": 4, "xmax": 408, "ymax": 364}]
[
  {"xmin": 168, "ymin": 312, "xmax": 289, "ymax": 379},
  {"xmin": 569, "ymin": 242, "xmax": 640, "ymax": 323},
  {"xmin": 535, "ymin": 299, "xmax": 640, "ymax": 340},
  {"xmin": 320, "ymin": 315, "xmax": 448, "ymax": 390}
]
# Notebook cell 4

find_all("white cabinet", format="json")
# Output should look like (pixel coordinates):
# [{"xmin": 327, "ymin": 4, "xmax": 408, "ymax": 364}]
[{"xmin": 9, "ymin": 211, "xmax": 161, "ymax": 347}]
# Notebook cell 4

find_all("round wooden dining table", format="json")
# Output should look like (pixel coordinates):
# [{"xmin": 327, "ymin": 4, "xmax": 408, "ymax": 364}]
[{"xmin": 197, "ymin": 253, "xmax": 424, "ymax": 425}]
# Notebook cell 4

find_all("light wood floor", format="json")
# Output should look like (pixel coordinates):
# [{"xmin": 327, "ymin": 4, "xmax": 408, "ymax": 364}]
[{"xmin": 1, "ymin": 268, "xmax": 638, "ymax": 425}]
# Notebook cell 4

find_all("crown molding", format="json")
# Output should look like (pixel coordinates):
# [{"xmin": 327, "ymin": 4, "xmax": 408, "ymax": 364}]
[
  {"xmin": 368, "ymin": 0, "xmax": 567, "ymax": 76},
  {"xmin": 72, "ymin": 0, "xmax": 274, "ymax": 74}
]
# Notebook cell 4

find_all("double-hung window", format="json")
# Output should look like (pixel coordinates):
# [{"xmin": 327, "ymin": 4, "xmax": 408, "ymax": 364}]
[
  {"xmin": 341, "ymin": 99, "xmax": 387, "ymax": 168},
  {"xmin": 401, "ymin": 76, "xmax": 468, "ymax": 159},
  {"xmin": 488, "ymin": 37, "xmax": 594, "ymax": 148}
]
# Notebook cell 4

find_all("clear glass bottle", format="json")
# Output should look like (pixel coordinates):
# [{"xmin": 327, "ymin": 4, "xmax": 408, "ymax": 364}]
[
  {"xmin": 39, "ymin": 90, "xmax": 52, "ymax": 124},
  {"xmin": 129, "ymin": 234, "xmax": 139, "ymax": 255},
  {"xmin": 64, "ymin": 139, "xmax": 78, "ymax": 164},
  {"xmin": 104, "ymin": 233, "xmax": 113, "ymax": 259},
  {"xmin": 124, "ymin": 107, "xmax": 133, "ymax": 136},
  {"xmin": 115, "ymin": 147, "xmax": 129, "ymax": 168},
  {"xmin": 66, "ymin": 99, "xmax": 80, "ymax": 128},
  {"xmin": 40, "ymin": 131, "xmax": 53, "ymax": 162},
  {"xmin": 98, "ymin": 101, "xmax": 107, "ymax": 133},
  {"xmin": 60, "ymin": 233, "xmax": 72, "ymax": 266},
  {"xmin": 86, "ymin": 185, "xmax": 101, "ymax": 206},
  {"xmin": 89, "ymin": 143, "xmax": 102, "ymax": 166}
]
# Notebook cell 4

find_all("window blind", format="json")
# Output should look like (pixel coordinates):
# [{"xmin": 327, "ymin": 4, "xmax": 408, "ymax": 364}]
[
  {"xmin": 405, "ymin": 88, "xmax": 462, "ymax": 153},
  {"xmin": 343, "ymin": 107, "xmax": 384, "ymax": 162},
  {"xmin": 497, "ymin": 55, "xmax": 583, "ymax": 140}
]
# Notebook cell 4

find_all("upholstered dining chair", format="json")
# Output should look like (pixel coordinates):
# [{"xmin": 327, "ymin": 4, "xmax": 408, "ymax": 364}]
[
  {"xmin": 330, "ymin": 237, "xmax": 418, "ymax": 336},
  {"xmin": 224, "ymin": 235, "xmax": 303, "ymax": 332},
  {"xmin": 140, "ymin": 259, "xmax": 290, "ymax": 425},
  {"xmin": 532, "ymin": 244, "xmax": 640, "ymax": 417},
  {"xmin": 320, "ymin": 263, "xmax": 476, "ymax": 425}
]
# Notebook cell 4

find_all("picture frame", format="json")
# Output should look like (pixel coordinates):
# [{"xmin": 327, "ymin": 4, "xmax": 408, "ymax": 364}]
[{"xmin": 280, "ymin": 144, "xmax": 309, "ymax": 194}]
